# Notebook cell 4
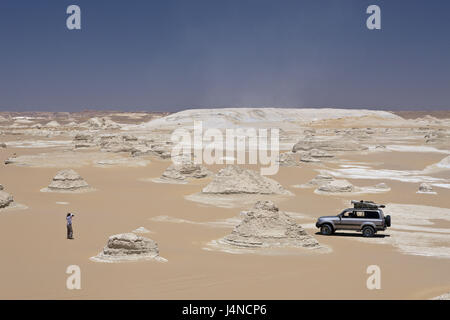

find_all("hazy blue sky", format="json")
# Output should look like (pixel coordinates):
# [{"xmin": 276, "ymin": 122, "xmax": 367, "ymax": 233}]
[{"xmin": 0, "ymin": 0, "xmax": 449, "ymax": 111}]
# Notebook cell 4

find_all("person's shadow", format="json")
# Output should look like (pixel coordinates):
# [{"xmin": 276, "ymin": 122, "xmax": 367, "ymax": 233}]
[{"xmin": 315, "ymin": 232, "xmax": 390, "ymax": 238}]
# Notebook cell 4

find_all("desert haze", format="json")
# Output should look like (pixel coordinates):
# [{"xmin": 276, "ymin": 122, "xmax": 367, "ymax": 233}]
[{"xmin": 1, "ymin": 108, "xmax": 450, "ymax": 299}]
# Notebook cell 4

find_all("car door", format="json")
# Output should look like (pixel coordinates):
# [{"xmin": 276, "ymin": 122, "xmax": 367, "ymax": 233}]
[
  {"xmin": 339, "ymin": 211, "xmax": 355, "ymax": 230},
  {"xmin": 347, "ymin": 210, "xmax": 366, "ymax": 230},
  {"xmin": 364, "ymin": 210, "xmax": 382, "ymax": 229}
]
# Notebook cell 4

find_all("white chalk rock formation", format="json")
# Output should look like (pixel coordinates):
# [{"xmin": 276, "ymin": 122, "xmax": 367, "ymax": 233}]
[
  {"xmin": 296, "ymin": 174, "xmax": 334, "ymax": 188},
  {"xmin": 100, "ymin": 135, "xmax": 136, "ymax": 153},
  {"xmin": 132, "ymin": 143, "xmax": 172, "ymax": 159},
  {"xmin": 83, "ymin": 117, "xmax": 121, "ymax": 129},
  {"xmin": 425, "ymin": 130, "xmax": 450, "ymax": 145},
  {"xmin": 375, "ymin": 183, "xmax": 390, "ymax": 190},
  {"xmin": 432, "ymin": 292, "xmax": 450, "ymax": 300},
  {"xmin": 317, "ymin": 180, "xmax": 354, "ymax": 193},
  {"xmin": 45, "ymin": 120, "xmax": 60, "ymax": 127},
  {"xmin": 299, "ymin": 155, "xmax": 322, "ymax": 163},
  {"xmin": 43, "ymin": 169, "xmax": 93, "ymax": 193},
  {"xmin": 0, "ymin": 185, "xmax": 26, "ymax": 211},
  {"xmin": 292, "ymin": 137, "xmax": 367, "ymax": 153},
  {"xmin": 159, "ymin": 161, "xmax": 211, "ymax": 183},
  {"xmin": 417, "ymin": 183, "xmax": 436, "ymax": 194},
  {"xmin": 308, "ymin": 149, "xmax": 335, "ymax": 158},
  {"xmin": 277, "ymin": 152, "xmax": 299, "ymax": 167},
  {"xmin": 91, "ymin": 233, "xmax": 166, "ymax": 262},
  {"xmin": 0, "ymin": 190, "xmax": 14, "ymax": 209},
  {"xmin": 132, "ymin": 108, "xmax": 402, "ymax": 131},
  {"xmin": 219, "ymin": 201, "xmax": 322, "ymax": 249},
  {"xmin": 73, "ymin": 133, "xmax": 95, "ymax": 149},
  {"xmin": 202, "ymin": 165, "xmax": 290, "ymax": 195}
]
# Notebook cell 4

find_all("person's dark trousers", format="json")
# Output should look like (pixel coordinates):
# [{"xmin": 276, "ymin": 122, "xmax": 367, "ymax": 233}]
[{"xmin": 67, "ymin": 224, "xmax": 73, "ymax": 239}]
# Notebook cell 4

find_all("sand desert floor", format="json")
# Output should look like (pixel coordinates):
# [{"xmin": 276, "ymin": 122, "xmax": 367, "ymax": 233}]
[{"xmin": 1, "ymin": 109, "xmax": 450, "ymax": 299}]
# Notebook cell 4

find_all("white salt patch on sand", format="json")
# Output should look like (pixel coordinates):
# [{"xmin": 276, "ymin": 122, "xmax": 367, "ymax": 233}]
[
  {"xmin": 55, "ymin": 202, "xmax": 69, "ymax": 205},
  {"xmin": 41, "ymin": 187, "xmax": 95, "ymax": 193},
  {"xmin": 204, "ymin": 240, "xmax": 331, "ymax": 256},
  {"xmin": 423, "ymin": 156, "xmax": 450, "ymax": 173},
  {"xmin": 339, "ymin": 202, "xmax": 450, "ymax": 259},
  {"xmin": 132, "ymin": 227, "xmax": 151, "ymax": 234},
  {"xmin": 320, "ymin": 168, "xmax": 446, "ymax": 184},
  {"xmin": 432, "ymin": 292, "xmax": 450, "ymax": 300},
  {"xmin": 90, "ymin": 255, "xmax": 167, "ymax": 263},
  {"xmin": 0, "ymin": 203, "xmax": 28, "ymax": 213},
  {"xmin": 417, "ymin": 190, "xmax": 437, "ymax": 195},
  {"xmin": 145, "ymin": 177, "xmax": 188, "ymax": 185},
  {"xmin": 150, "ymin": 215, "xmax": 241, "ymax": 228},
  {"xmin": 382, "ymin": 145, "xmax": 450, "ymax": 154},
  {"xmin": 322, "ymin": 154, "xmax": 450, "ymax": 186},
  {"xmin": 5, "ymin": 152, "xmax": 148, "ymax": 168},
  {"xmin": 314, "ymin": 184, "xmax": 391, "ymax": 196},
  {"xmin": 386, "ymin": 203, "xmax": 450, "ymax": 226},
  {"xmin": 5, "ymin": 140, "xmax": 73, "ymax": 148},
  {"xmin": 339, "ymin": 164, "xmax": 371, "ymax": 169},
  {"xmin": 95, "ymin": 158, "xmax": 150, "ymax": 167},
  {"xmin": 391, "ymin": 224, "xmax": 450, "ymax": 234},
  {"xmin": 323, "ymin": 155, "xmax": 450, "ymax": 186},
  {"xmin": 432, "ymin": 184, "xmax": 450, "ymax": 189},
  {"xmin": 185, "ymin": 193, "xmax": 292, "ymax": 209}
]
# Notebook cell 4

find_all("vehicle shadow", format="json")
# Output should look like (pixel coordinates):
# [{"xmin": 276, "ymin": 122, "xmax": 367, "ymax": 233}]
[{"xmin": 314, "ymin": 232, "xmax": 390, "ymax": 239}]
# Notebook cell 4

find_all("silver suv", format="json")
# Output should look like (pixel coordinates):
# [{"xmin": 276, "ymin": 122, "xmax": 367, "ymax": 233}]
[{"xmin": 315, "ymin": 200, "xmax": 391, "ymax": 237}]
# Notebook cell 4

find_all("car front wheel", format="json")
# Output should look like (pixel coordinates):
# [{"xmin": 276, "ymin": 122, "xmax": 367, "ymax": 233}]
[
  {"xmin": 320, "ymin": 224, "xmax": 333, "ymax": 236},
  {"xmin": 362, "ymin": 226, "xmax": 375, "ymax": 237}
]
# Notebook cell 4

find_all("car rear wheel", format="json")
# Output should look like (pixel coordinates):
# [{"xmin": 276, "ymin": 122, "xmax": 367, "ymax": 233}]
[
  {"xmin": 385, "ymin": 215, "xmax": 391, "ymax": 227},
  {"xmin": 362, "ymin": 226, "xmax": 375, "ymax": 237},
  {"xmin": 320, "ymin": 224, "xmax": 333, "ymax": 236}
]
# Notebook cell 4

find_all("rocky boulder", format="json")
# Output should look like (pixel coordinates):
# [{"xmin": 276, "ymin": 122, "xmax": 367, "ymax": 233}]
[
  {"xmin": 202, "ymin": 165, "xmax": 290, "ymax": 195},
  {"xmin": 160, "ymin": 161, "xmax": 211, "ymax": 182},
  {"xmin": 277, "ymin": 152, "xmax": 299, "ymax": 167},
  {"xmin": 418, "ymin": 183, "xmax": 436, "ymax": 194},
  {"xmin": 220, "ymin": 201, "xmax": 321, "ymax": 249},
  {"xmin": 317, "ymin": 180, "xmax": 354, "ymax": 193},
  {"xmin": 301, "ymin": 174, "xmax": 334, "ymax": 188},
  {"xmin": 0, "ymin": 190, "xmax": 14, "ymax": 208},
  {"xmin": 73, "ymin": 133, "xmax": 95, "ymax": 148},
  {"xmin": 44, "ymin": 169, "xmax": 92, "ymax": 192},
  {"xmin": 91, "ymin": 233, "xmax": 165, "ymax": 262},
  {"xmin": 292, "ymin": 137, "xmax": 367, "ymax": 153},
  {"xmin": 83, "ymin": 117, "xmax": 121, "ymax": 129}
]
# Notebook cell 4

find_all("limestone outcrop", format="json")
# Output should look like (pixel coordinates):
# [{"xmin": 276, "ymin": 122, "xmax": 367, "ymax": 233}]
[
  {"xmin": 202, "ymin": 165, "xmax": 290, "ymax": 195},
  {"xmin": 91, "ymin": 233, "xmax": 166, "ymax": 262},
  {"xmin": 43, "ymin": 169, "xmax": 93, "ymax": 192},
  {"xmin": 218, "ymin": 201, "xmax": 322, "ymax": 249}
]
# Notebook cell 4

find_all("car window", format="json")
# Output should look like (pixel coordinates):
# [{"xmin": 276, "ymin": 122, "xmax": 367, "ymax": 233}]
[
  {"xmin": 365, "ymin": 211, "xmax": 380, "ymax": 219},
  {"xmin": 354, "ymin": 211, "xmax": 365, "ymax": 218},
  {"xmin": 342, "ymin": 211, "xmax": 352, "ymax": 218}
]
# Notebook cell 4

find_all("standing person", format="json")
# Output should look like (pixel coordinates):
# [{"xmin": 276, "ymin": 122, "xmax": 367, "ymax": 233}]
[{"xmin": 67, "ymin": 213, "xmax": 75, "ymax": 239}]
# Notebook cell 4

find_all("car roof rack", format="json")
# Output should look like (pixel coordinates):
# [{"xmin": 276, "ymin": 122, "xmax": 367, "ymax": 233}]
[{"xmin": 351, "ymin": 200, "xmax": 385, "ymax": 210}]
